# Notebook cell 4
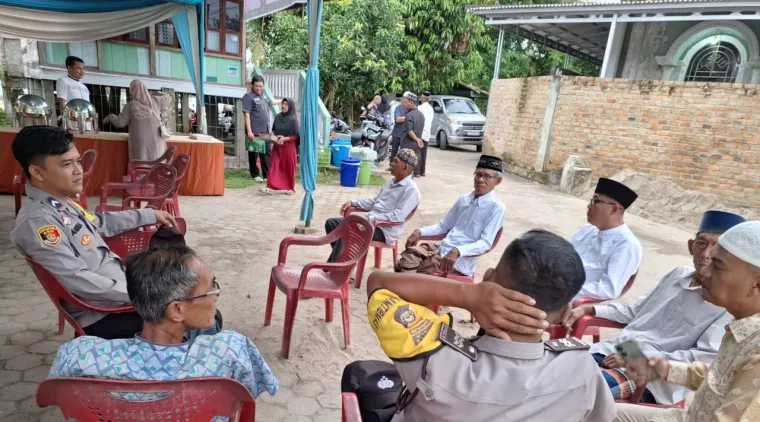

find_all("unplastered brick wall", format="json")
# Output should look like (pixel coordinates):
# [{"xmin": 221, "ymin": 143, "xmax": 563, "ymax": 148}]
[
  {"xmin": 484, "ymin": 77, "xmax": 552, "ymax": 168},
  {"xmin": 486, "ymin": 75, "xmax": 760, "ymax": 207}
]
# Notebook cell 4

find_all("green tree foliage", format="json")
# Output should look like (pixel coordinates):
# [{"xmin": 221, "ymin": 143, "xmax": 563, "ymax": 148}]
[{"xmin": 247, "ymin": 0, "xmax": 598, "ymax": 115}]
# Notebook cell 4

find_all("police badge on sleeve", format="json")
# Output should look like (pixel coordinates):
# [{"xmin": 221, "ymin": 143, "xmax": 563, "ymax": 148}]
[{"xmin": 36, "ymin": 225, "xmax": 62, "ymax": 247}]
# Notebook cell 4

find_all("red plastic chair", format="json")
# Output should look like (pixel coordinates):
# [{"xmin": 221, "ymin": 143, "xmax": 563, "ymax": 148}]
[
  {"xmin": 419, "ymin": 228, "xmax": 503, "ymax": 314},
  {"xmin": 343, "ymin": 205, "xmax": 418, "ymax": 288},
  {"xmin": 571, "ymin": 314, "xmax": 686, "ymax": 409},
  {"xmin": 342, "ymin": 392, "xmax": 363, "ymax": 422},
  {"xmin": 37, "ymin": 377, "xmax": 256, "ymax": 421},
  {"xmin": 12, "ymin": 165, "xmax": 26, "ymax": 216},
  {"xmin": 97, "ymin": 163, "xmax": 177, "ymax": 213},
  {"xmin": 264, "ymin": 215, "xmax": 374, "ymax": 359},
  {"xmin": 25, "ymin": 257, "xmax": 134, "ymax": 337},
  {"xmin": 549, "ymin": 272, "xmax": 638, "ymax": 341},
  {"xmin": 127, "ymin": 153, "xmax": 190, "ymax": 215},
  {"xmin": 72, "ymin": 149, "xmax": 98, "ymax": 210},
  {"xmin": 103, "ymin": 218, "xmax": 187, "ymax": 259},
  {"xmin": 124, "ymin": 145, "xmax": 177, "ymax": 182}
]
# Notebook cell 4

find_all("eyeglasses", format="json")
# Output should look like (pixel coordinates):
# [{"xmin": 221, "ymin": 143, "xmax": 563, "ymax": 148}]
[
  {"xmin": 589, "ymin": 197, "xmax": 617, "ymax": 207},
  {"xmin": 177, "ymin": 280, "xmax": 221, "ymax": 303},
  {"xmin": 473, "ymin": 172, "xmax": 497, "ymax": 181}
]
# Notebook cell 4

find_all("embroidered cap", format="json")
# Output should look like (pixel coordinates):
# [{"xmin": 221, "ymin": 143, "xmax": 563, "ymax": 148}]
[
  {"xmin": 697, "ymin": 210, "xmax": 747, "ymax": 235},
  {"xmin": 718, "ymin": 221, "xmax": 760, "ymax": 268},
  {"xmin": 594, "ymin": 178, "xmax": 638, "ymax": 209},
  {"xmin": 402, "ymin": 91, "xmax": 418, "ymax": 103},
  {"xmin": 396, "ymin": 148, "xmax": 418, "ymax": 167},
  {"xmin": 476, "ymin": 155, "xmax": 502, "ymax": 173}
]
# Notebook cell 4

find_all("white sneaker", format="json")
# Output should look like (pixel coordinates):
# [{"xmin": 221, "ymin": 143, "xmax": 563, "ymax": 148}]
[{"xmin": 254, "ymin": 176, "xmax": 264, "ymax": 182}]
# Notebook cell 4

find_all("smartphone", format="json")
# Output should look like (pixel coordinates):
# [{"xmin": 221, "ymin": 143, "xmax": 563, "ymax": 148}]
[
  {"xmin": 615, "ymin": 340, "xmax": 646, "ymax": 360},
  {"xmin": 615, "ymin": 340, "xmax": 654, "ymax": 380}
]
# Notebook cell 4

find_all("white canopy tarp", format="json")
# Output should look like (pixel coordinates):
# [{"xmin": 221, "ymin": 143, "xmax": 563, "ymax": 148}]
[{"xmin": 0, "ymin": 4, "xmax": 186, "ymax": 42}]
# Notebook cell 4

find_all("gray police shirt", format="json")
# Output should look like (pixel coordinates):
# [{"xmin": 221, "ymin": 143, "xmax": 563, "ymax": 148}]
[{"xmin": 11, "ymin": 185, "xmax": 156, "ymax": 327}]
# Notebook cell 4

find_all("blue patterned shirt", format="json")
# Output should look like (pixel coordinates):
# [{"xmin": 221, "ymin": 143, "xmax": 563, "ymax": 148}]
[{"xmin": 48, "ymin": 330, "xmax": 278, "ymax": 421}]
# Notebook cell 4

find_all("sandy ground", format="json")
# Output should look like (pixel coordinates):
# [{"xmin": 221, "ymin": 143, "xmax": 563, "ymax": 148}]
[{"xmin": 0, "ymin": 146, "xmax": 701, "ymax": 421}]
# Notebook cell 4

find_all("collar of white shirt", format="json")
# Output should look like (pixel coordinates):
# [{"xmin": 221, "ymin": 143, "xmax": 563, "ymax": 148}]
[
  {"xmin": 391, "ymin": 175, "xmax": 413, "ymax": 188},
  {"xmin": 727, "ymin": 313, "xmax": 760, "ymax": 343},
  {"xmin": 468, "ymin": 190, "xmax": 496, "ymax": 207}
]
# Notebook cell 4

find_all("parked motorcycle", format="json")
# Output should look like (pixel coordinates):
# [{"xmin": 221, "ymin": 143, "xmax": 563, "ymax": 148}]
[
  {"xmin": 330, "ymin": 112, "xmax": 351, "ymax": 137},
  {"xmin": 218, "ymin": 104, "xmax": 235, "ymax": 139},
  {"xmin": 351, "ymin": 107, "xmax": 391, "ymax": 163}
]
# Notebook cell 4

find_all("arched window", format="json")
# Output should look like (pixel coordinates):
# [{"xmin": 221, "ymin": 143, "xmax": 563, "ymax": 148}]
[{"xmin": 685, "ymin": 41, "xmax": 741, "ymax": 83}]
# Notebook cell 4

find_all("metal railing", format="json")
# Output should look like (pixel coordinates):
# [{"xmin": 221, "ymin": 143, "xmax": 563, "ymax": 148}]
[{"xmin": 253, "ymin": 66, "xmax": 330, "ymax": 145}]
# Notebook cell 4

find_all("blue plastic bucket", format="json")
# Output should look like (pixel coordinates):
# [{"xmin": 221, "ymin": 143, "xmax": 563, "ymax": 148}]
[
  {"xmin": 340, "ymin": 158, "xmax": 361, "ymax": 187},
  {"xmin": 331, "ymin": 140, "xmax": 352, "ymax": 167}
]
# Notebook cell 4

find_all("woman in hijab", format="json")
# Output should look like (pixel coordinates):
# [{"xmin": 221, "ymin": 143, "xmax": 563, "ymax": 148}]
[
  {"xmin": 261, "ymin": 97, "xmax": 299, "ymax": 195},
  {"xmin": 104, "ymin": 79, "xmax": 172, "ymax": 161}
]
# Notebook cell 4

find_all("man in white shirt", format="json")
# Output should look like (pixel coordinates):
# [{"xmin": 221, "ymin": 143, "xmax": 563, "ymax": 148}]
[
  {"xmin": 571, "ymin": 178, "xmax": 642, "ymax": 301},
  {"xmin": 55, "ymin": 56, "xmax": 91, "ymax": 131},
  {"xmin": 325, "ymin": 149, "xmax": 421, "ymax": 262},
  {"xmin": 563, "ymin": 210, "xmax": 744, "ymax": 406},
  {"xmin": 399, "ymin": 155, "xmax": 506, "ymax": 276},
  {"xmin": 417, "ymin": 91, "xmax": 434, "ymax": 177}
]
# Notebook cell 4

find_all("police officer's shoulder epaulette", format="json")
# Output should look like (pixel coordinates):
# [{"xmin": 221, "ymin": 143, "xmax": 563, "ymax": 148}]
[
  {"xmin": 544, "ymin": 337, "xmax": 590, "ymax": 353},
  {"xmin": 45, "ymin": 197, "xmax": 64, "ymax": 210},
  {"xmin": 437, "ymin": 324, "xmax": 478, "ymax": 361}
]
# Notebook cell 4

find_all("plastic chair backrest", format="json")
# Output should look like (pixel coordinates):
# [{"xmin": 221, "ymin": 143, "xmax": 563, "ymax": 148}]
[
  {"xmin": 81, "ymin": 149, "xmax": 98, "ymax": 176},
  {"xmin": 334, "ymin": 215, "xmax": 375, "ymax": 269},
  {"xmin": 103, "ymin": 218, "xmax": 187, "ymax": 259},
  {"xmin": 127, "ymin": 145, "xmax": 177, "ymax": 173},
  {"xmin": 142, "ymin": 163, "xmax": 177, "ymax": 210},
  {"xmin": 167, "ymin": 153, "xmax": 191, "ymax": 197},
  {"xmin": 620, "ymin": 272, "xmax": 637, "ymax": 297},
  {"xmin": 26, "ymin": 257, "xmax": 97, "ymax": 316},
  {"xmin": 37, "ymin": 377, "xmax": 256, "ymax": 422}
]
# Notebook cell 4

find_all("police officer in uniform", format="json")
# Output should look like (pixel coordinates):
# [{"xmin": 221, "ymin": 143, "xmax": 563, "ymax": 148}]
[
  {"xmin": 10, "ymin": 125, "xmax": 177, "ymax": 339},
  {"xmin": 366, "ymin": 229, "xmax": 616, "ymax": 421}
]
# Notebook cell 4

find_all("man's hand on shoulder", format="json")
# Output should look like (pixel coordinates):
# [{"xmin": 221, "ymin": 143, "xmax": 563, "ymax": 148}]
[
  {"xmin": 405, "ymin": 230, "xmax": 422, "ymax": 249},
  {"xmin": 153, "ymin": 210, "xmax": 176, "ymax": 228},
  {"xmin": 465, "ymin": 282, "xmax": 548, "ymax": 340}
]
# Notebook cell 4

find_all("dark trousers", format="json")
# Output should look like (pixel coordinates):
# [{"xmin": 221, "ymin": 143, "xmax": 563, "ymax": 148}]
[
  {"xmin": 325, "ymin": 217, "xmax": 386, "ymax": 262},
  {"xmin": 83, "ymin": 310, "xmax": 224, "ymax": 340},
  {"xmin": 248, "ymin": 147, "xmax": 271, "ymax": 179},
  {"xmin": 390, "ymin": 135, "xmax": 402, "ymax": 162},
  {"xmin": 419, "ymin": 140, "xmax": 429, "ymax": 175}
]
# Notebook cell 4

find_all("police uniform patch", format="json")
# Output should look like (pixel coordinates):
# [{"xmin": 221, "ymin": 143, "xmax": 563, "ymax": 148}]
[
  {"xmin": 544, "ymin": 337, "xmax": 590, "ymax": 352},
  {"xmin": 46, "ymin": 197, "xmax": 62, "ymax": 209},
  {"xmin": 81, "ymin": 235, "xmax": 92, "ymax": 246},
  {"xmin": 61, "ymin": 215, "xmax": 73, "ymax": 226},
  {"xmin": 71, "ymin": 223, "xmax": 83, "ymax": 236},
  {"xmin": 36, "ymin": 225, "xmax": 62, "ymax": 247},
  {"xmin": 394, "ymin": 304, "xmax": 434, "ymax": 345},
  {"xmin": 437, "ymin": 324, "xmax": 477, "ymax": 361}
]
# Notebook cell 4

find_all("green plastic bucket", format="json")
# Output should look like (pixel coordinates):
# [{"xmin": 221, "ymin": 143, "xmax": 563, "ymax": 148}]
[{"xmin": 357, "ymin": 160, "xmax": 373, "ymax": 185}]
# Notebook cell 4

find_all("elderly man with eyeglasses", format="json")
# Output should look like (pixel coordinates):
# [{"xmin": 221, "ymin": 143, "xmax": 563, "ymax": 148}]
[
  {"xmin": 571, "ymin": 178, "xmax": 642, "ymax": 301},
  {"xmin": 48, "ymin": 245, "xmax": 279, "ymax": 409},
  {"xmin": 397, "ymin": 155, "xmax": 506, "ymax": 276}
]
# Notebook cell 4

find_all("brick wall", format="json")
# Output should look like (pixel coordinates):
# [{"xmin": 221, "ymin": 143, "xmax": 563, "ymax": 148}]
[
  {"xmin": 485, "ymin": 77, "xmax": 552, "ymax": 169},
  {"xmin": 485, "ymin": 76, "xmax": 760, "ymax": 207}
]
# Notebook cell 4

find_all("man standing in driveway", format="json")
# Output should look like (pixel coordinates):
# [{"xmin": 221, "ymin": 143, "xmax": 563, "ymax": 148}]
[
  {"xmin": 417, "ymin": 91, "xmax": 434, "ymax": 177},
  {"xmin": 398, "ymin": 92, "xmax": 425, "ymax": 177}
]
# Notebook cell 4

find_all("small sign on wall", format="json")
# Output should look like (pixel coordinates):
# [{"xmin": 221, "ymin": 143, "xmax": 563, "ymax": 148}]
[{"xmin": 228, "ymin": 66, "xmax": 239, "ymax": 77}]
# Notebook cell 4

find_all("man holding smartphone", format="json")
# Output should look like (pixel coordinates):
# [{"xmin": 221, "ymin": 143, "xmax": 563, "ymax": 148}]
[
  {"xmin": 615, "ymin": 221, "xmax": 760, "ymax": 422},
  {"xmin": 564, "ymin": 211, "xmax": 742, "ymax": 406}
]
